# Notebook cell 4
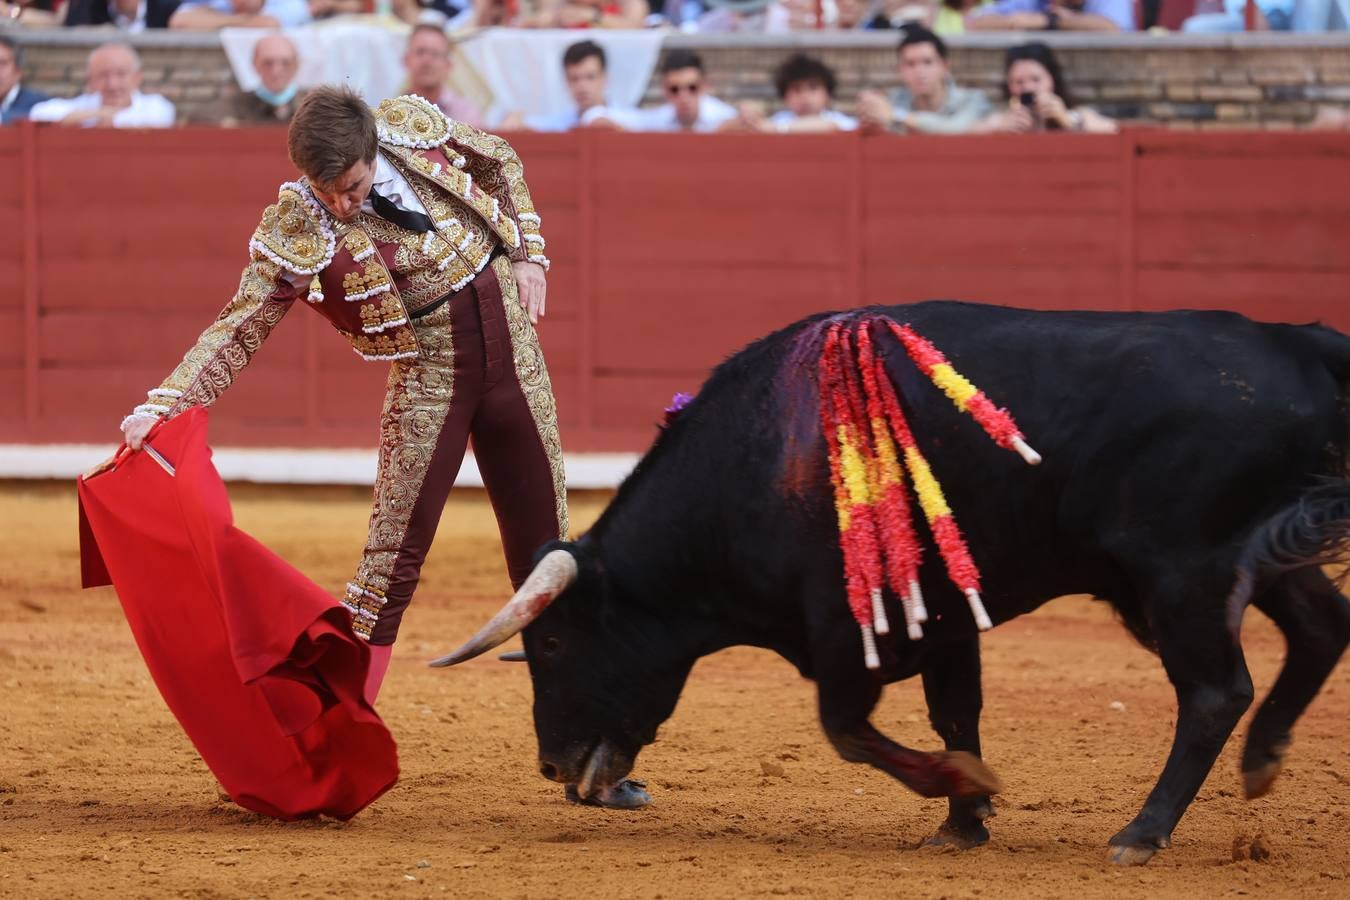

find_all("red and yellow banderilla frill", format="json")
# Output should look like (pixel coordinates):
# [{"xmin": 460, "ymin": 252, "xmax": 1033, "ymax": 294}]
[{"xmin": 816, "ymin": 315, "xmax": 1040, "ymax": 670}]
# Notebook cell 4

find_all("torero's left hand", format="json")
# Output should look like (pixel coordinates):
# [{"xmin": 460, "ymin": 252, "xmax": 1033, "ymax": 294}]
[{"xmin": 511, "ymin": 260, "xmax": 548, "ymax": 325}]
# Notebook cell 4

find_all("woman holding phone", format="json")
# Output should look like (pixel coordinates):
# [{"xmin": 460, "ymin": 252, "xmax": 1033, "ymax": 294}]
[{"xmin": 977, "ymin": 42, "xmax": 1118, "ymax": 134}]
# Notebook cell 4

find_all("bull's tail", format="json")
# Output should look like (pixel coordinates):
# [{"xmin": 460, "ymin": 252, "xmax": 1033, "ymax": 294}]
[
  {"xmin": 1226, "ymin": 479, "xmax": 1350, "ymax": 634},
  {"xmin": 1226, "ymin": 477, "xmax": 1350, "ymax": 799}
]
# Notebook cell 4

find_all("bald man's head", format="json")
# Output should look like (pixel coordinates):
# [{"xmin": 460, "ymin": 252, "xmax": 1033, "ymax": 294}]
[
  {"xmin": 87, "ymin": 43, "xmax": 142, "ymax": 110},
  {"xmin": 252, "ymin": 33, "xmax": 299, "ymax": 96}
]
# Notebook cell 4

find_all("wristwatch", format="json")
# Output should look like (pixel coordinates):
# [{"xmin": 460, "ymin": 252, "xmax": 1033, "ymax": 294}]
[{"xmin": 1044, "ymin": 9, "xmax": 1060, "ymax": 28}]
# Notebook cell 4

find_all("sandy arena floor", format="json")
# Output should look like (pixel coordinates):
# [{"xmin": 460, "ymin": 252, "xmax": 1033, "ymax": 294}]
[{"xmin": 1, "ymin": 480, "xmax": 1347, "ymax": 899}]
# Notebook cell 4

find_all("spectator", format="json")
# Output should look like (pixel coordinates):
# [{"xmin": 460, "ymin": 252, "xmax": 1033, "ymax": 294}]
[
  {"xmin": 501, "ymin": 40, "xmax": 616, "ymax": 132},
  {"xmin": 976, "ymin": 42, "xmax": 1116, "ymax": 134},
  {"xmin": 1, "ymin": 36, "xmax": 48, "ymax": 124},
  {"xmin": 752, "ymin": 53, "xmax": 857, "ymax": 132},
  {"xmin": 29, "ymin": 43, "xmax": 176, "ymax": 128},
  {"xmin": 169, "ymin": 0, "xmax": 311, "ymax": 29},
  {"xmin": 856, "ymin": 24, "xmax": 991, "ymax": 135},
  {"xmin": 403, "ymin": 23, "xmax": 484, "ymax": 127},
  {"xmin": 521, "ymin": 0, "xmax": 648, "ymax": 27},
  {"xmin": 1182, "ymin": 0, "xmax": 1292, "ymax": 31},
  {"xmin": 590, "ymin": 50, "xmax": 737, "ymax": 133},
  {"xmin": 966, "ymin": 0, "xmax": 1133, "ymax": 32},
  {"xmin": 227, "ymin": 32, "xmax": 306, "ymax": 126},
  {"xmin": 62, "ymin": 0, "xmax": 180, "ymax": 28}
]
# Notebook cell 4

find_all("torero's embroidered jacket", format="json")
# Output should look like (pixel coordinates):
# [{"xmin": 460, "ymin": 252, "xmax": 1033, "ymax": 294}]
[{"xmin": 127, "ymin": 94, "xmax": 550, "ymax": 423}]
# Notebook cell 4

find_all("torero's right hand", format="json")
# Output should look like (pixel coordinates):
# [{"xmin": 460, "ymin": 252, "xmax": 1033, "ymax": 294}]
[{"xmin": 121, "ymin": 415, "xmax": 158, "ymax": 451}]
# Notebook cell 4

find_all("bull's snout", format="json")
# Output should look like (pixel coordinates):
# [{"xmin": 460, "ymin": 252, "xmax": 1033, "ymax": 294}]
[{"xmin": 539, "ymin": 760, "xmax": 563, "ymax": 782}]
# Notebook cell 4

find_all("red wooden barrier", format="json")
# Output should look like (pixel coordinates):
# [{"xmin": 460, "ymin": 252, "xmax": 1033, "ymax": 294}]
[{"xmin": 6, "ymin": 125, "xmax": 1349, "ymax": 453}]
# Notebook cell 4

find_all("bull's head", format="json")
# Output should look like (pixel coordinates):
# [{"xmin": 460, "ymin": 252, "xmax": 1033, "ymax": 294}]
[{"xmin": 430, "ymin": 540, "xmax": 699, "ymax": 801}]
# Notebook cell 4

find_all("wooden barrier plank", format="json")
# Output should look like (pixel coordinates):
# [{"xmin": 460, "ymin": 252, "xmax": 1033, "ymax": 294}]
[
  {"xmin": 592, "ymin": 372, "xmax": 710, "ymax": 432},
  {"xmin": 863, "ymin": 266, "xmax": 1119, "ymax": 310},
  {"xmin": 0, "ymin": 260, "xmax": 21, "ymax": 309},
  {"xmin": 591, "ymin": 135, "xmax": 852, "ymax": 265},
  {"xmin": 1136, "ymin": 212, "xmax": 1350, "ymax": 269},
  {"xmin": 0, "ymin": 312, "xmax": 21, "ymax": 365},
  {"xmin": 313, "ymin": 365, "xmax": 391, "ymax": 428},
  {"xmin": 1135, "ymin": 269, "xmax": 1350, "ymax": 330},
  {"xmin": 0, "ymin": 367, "xmax": 21, "ymax": 420},
  {"xmin": 863, "ymin": 212, "xmax": 1120, "ymax": 270},
  {"xmin": 1136, "ymin": 157, "xmax": 1350, "ymax": 214},
  {"xmin": 535, "ymin": 317, "xmax": 582, "ymax": 374},
  {"xmin": 593, "ymin": 263, "xmax": 850, "ymax": 371},
  {"xmin": 863, "ymin": 136, "xmax": 1122, "ymax": 214},
  {"xmin": 0, "ymin": 128, "xmax": 21, "ymax": 212}
]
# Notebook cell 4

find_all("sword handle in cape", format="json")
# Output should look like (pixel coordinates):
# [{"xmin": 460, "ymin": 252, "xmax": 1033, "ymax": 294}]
[{"xmin": 83, "ymin": 418, "xmax": 174, "ymax": 481}]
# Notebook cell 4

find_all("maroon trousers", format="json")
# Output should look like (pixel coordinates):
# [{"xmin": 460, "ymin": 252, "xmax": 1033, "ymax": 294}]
[{"xmin": 342, "ymin": 259, "xmax": 567, "ymax": 645}]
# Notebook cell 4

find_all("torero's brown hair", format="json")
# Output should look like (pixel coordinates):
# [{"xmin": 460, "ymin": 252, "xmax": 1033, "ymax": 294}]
[{"xmin": 287, "ymin": 86, "xmax": 379, "ymax": 187}]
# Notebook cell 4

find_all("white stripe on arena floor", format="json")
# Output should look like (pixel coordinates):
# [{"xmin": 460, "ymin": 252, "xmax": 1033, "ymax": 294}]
[{"xmin": 0, "ymin": 446, "xmax": 639, "ymax": 490}]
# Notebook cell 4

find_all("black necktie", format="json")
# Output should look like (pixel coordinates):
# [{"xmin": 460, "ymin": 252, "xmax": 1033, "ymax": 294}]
[{"xmin": 368, "ymin": 188, "xmax": 435, "ymax": 235}]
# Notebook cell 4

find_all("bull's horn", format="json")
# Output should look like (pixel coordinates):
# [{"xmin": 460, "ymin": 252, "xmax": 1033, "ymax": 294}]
[{"xmin": 428, "ymin": 549, "xmax": 578, "ymax": 668}]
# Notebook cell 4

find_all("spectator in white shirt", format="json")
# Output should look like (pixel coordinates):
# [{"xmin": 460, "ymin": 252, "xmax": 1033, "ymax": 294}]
[
  {"xmin": 765, "ymin": 53, "xmax": 857, "ymax": 133},
  {"xmin": 588, "ymin": 49, "xmax": 737, "ymax": 134},
  {"xmin": 501, "ymin": 40, "xmax": 614, "ymax": 132},
  {"xmin": 29, "ymin": 43, "xmax": 176, "ymax": 129}
]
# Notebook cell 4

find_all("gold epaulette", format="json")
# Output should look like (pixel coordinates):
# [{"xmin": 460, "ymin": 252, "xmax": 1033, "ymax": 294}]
[
  {"xmin": 449, "ymin": 119, "xmax": 509, "ymax": 161},
  {"xmin": 248, "ymin": 181, "xmax": 336, "ymax": 276},
  {"xmin": 375, "ymin": 95, "xmax": 453, "ymax": 150}
]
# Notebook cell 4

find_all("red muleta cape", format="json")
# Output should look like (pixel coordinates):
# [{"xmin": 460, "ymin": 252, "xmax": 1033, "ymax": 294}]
[{"xmin": 76, "ymin": 408, "xmax": 399, "ymax": 820}]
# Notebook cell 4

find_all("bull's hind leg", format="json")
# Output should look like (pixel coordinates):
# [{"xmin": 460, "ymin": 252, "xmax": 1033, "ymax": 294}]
[
  {"xmin": 1109, "ymin": 588, "xmax": 1254, "ymax": 866},
  {"xmin": 921, "ymin": 635, "xmax": 995, "ymax": 848},
  {"xmin": 1243, "ymin": 568, "xmax": 1350, "ymax": 799},
  {"xmin": 815, "ymin": 631, "xmax": 1001, "ymax": 802}
]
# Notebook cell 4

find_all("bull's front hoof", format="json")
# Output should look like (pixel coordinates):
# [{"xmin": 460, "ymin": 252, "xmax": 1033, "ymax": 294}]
[
  {"xmin": 565, "ymin": 779, "xmax": 653, "ymax": 810},
  {"xmin": 923, "ymin": 821, "xmax": 990, "ymax": 850},
  {"xmin": 932, "ymin": 752, "xmax": 1003, "ymax": 798},
  {"xmin": 1108, "ymin": 845, "xmax": 1157, "ymax": 867},
  {"xmin": 1107, "ymin": 829, "xmax": 1170, "ymax": 867},
  {"xmin": 1242, "ymin": 762, "xmax": 1282, "ymax": 800}
]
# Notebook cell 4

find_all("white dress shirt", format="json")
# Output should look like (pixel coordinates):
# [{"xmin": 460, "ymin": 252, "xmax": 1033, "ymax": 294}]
[
  {"xmin": 28, "ymin": 91, "xmax": 176, "ymax": 128},
  {"xmin": 361, "ymin": 151, "xmax": 430, "ymax": 218},
  {"xmin": 591, "ymin": 95, "xmax": 737, "ymax": 134},
  {"xmin": 768, "ymin": 109, "xmax": 858, "ymax": 132}
]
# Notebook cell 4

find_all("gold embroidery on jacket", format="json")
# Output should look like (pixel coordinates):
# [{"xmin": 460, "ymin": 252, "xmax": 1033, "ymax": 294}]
[
  {"xmin": 343, "ymin": 301, "xmax": 456, "ymax": 638},
  {"xmin": 494, "ymin": 256, "xmax": 569, "ymax": 538}
]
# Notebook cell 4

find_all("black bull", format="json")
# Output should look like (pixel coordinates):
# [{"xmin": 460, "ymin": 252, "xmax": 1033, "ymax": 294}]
[{"xmin": 433, "ymin": 301, "xmax": 1350, "ymax": 865}]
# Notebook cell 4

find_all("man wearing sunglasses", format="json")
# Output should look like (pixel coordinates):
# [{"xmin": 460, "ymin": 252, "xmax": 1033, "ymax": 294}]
[{"xmin": 586, "ymin": 49, "xmax": 736, "ymax": 133}]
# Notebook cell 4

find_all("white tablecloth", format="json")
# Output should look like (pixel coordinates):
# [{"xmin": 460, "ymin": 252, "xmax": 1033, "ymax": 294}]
[
  {"xmin": 220, "ymin": 24, "xmax": 666, "ymax": 124},
  {"xmin": 456, "ymin": 28, "xmax": 665, "ymax": 122}
]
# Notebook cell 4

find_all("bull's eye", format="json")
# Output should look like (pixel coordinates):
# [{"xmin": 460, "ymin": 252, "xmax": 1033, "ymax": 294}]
[{"xmin": 541, "ymin": 636, "xmax": 561, "ymax": 655}]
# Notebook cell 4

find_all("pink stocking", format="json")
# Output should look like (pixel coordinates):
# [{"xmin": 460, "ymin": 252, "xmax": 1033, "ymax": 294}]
[{"xmin": 363, "ymin": 643, "xmax": 393, "ymax": 706}]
